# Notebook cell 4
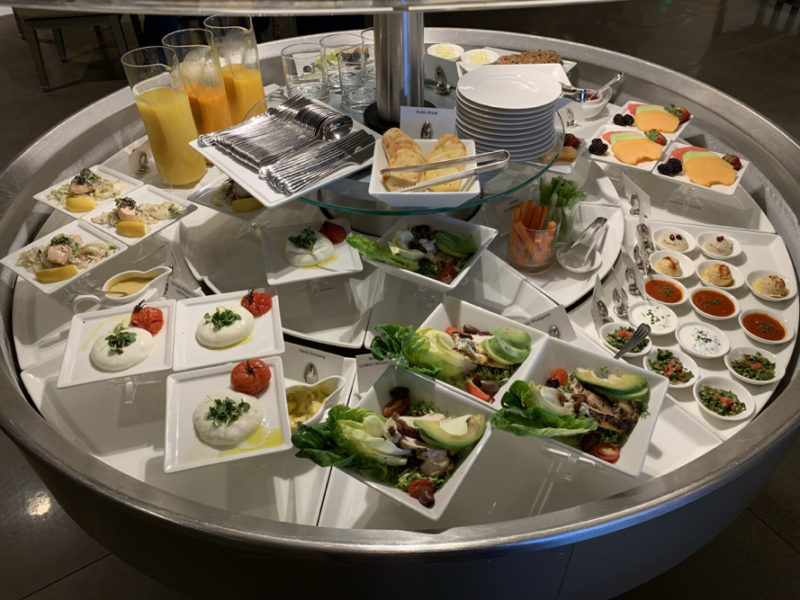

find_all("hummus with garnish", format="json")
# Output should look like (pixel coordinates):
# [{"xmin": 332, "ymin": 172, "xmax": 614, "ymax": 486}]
[
  {"xmin": 654, "ymin": 256, "xmax": 682, "ymax": 277},
  {"xmin": 702, "ymin": 263, "xmax": 734, "ymax": 287},
  {"xmin": 703, "ymin": 235, "xmax": 734, "ymax": 257},
  {"xmin": 754, "ymin": 275, "xmax": 789, "ymax": 298},
  {"xmin": 658, "ymin": 232, "xmax": 689, "ymax": 251}
]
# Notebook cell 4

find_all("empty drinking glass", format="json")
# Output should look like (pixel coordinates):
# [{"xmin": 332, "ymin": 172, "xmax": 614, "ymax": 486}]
[
  {"xmin": 319, "ymin": 33, "xmax": 362, "ymax": 92},
  {"xmin": 281, "ymin": 42, "xmax": 329, "ymax": 100},
  {"xmin": 338, "ymin": 50, "xmax": 376, "ymax": 111}
]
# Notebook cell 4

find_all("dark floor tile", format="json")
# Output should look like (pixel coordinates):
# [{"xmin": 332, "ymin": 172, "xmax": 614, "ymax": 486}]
[
  {"xmin": 0, "ymin": 429, "xmax": 108, "ymax": 599},
  {"xmin": 25, "ymin": 555, "xmax": 187, "ymax": 600}
]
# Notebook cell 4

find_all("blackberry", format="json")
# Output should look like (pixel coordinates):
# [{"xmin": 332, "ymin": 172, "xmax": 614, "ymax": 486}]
[
  {"xmin": 657, "ymin": 157, "xmax": 683, "ymax": 176},
  {"xmin": 623, "ymin": 114, "xmax": 635, "ymax": 126},
  {"xmin": 612, "ymin": 113, "xmax": 626, "ymax": 126},
  {"xmin": 589, "ymin": 138, "xmax": 608, "ymax": 155}
]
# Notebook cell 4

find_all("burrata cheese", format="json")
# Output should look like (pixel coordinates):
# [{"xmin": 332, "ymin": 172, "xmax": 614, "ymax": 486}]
[
  {"xmin": 193, "ymin": 390, "xmax": 263, "ymax": 447},
  {"xmin": 196, "ymin": 305, "xmax": 254, "ymax": 349},
  {"xmin": 90, "ymin": 324, "xmax": 154, "ymax": 372}
]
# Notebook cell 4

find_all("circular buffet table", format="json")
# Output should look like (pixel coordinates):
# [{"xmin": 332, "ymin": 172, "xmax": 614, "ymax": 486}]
[{"xmin": 1, "ymin": 30, "xmax": 800, "ymax": 598}]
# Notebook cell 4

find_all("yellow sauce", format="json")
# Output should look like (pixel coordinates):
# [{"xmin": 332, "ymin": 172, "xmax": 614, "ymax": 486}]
[
  {"xmin": 300, "ymin": 254, "xmax": 337, "ymax": 269},
  {"xmin": 105, "ymin": 275, "xmax": 155, "ymax": 296},
  {"xmin": 207, "ymin": 334, "xmax": 253, "ymax": 351},
  {"xmin": 219, "ymin": 426, "xmax": 284, "ymax": 455}
]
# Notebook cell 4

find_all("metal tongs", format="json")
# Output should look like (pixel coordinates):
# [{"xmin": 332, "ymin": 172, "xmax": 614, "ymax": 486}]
[
  {"xmin": 556, "ymin": 216, "xmax": 608, "ymax": 272},
  {"xmin": 379, "ymin": 149, "xmax": 510, "ymax": 192}
]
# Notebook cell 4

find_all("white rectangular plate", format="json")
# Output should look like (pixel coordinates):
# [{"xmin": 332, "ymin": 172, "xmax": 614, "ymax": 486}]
[
  {"xmin": 33, "ymin": 164, "xmax": 143, "ymax": 217},
  {"xmin": 510, "ymin": 336, "xmax": 668, "ymax": 476},
  {"xmin": 586, "ymin": 123, "xmax": 667, "ymax": 172},
  {"xmin": 362, "ymin": 213, "xmax": 498, "ymax": 293},
  {"xmin": 173, "ymin": 290, "xmax": 284, "ymax": 371},
  {"xmin": 603, "ymin": 100, "xmax": 691, "ymax": 141},
  {"xmin": 262, "ymin": 218, "xmax": 363, "ymax": 286},
  {"xmin": 368, "ymin": 139, "xmax": 481, "ymax": 208},
  {"xmin": 189, "ymin": 117, "xmax": 378, "ymax": 210},
  {"xmin": 186, "ymin": 174, "xmax": 267, "ymax": 221},
  {"xmin": 79, "ymin": 184, "xmax": 197, "ymax": 244},
  {"xmin": 164, "ymin": 356, "xmax": 292, "ymax": 473},
  {"xmin": 652, "ymin": 141, "xmax": 750, "ymax": 196},
  {"xmin": 315, "ymin": 365, "xmax": 494, "ymax": 521},
  {"xmin": 1, "ymin": 220, "xmax": 128, "ymax": 294},
  {"xmin": 57, "ymin": 300, "xmax": 176, "ymax": 388}
]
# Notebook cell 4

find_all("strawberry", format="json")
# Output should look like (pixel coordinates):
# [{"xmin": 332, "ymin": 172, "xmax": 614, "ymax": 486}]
[
  {"xmin": 723, "ymin": 154, "xmax": 743, "ymax": 171},
  {"xmin": 564, "ymin": 133, "xmax": 581, "ymax": 149},
  {"xmin": 644, "ymin": 129, "xmax": 667, "ymax": 146},
  {"xmin": 665, "ymin": 104, "xmax": 691, "ymax": 123}
]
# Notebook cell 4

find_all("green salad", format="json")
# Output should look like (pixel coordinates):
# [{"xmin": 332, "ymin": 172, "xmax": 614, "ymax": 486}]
[
  {"xmin": 698, "ymin": 385, "xmax": 746, "ymax": 416},
  {"xmin": 648, "ymin": 349, "xmax": 694, "ymax": 384},
  {"xmin": 729, "ymin": 352, "xmax": 776, "ymax": 381}
]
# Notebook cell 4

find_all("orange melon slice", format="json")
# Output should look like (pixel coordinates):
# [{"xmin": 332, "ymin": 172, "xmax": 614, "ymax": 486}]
[
  {"xmin": 611, "ymin": 138, "xmax": 664, "ymax": 165},
  {"xmin": 683, "ymin": 156, "xmax": 736, "ymax": 187},
  {"xmin": 635, "ymin": 110, "xmax": 680, "ymax": 133}
]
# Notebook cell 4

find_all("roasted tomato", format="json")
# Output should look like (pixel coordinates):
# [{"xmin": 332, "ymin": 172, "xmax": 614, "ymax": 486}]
[
  {"xmin": 408, "ymin": 478, "xmax": 436, "ymax": 508},
  {"xmin": 230, "ymin": 359, "xmax": 271, "ymax": 395},
  {"xmin": 590, "ymin": 443, "xmax": 620, "ymax": 464},
  {"xmin": 129, "ymin": 302, "xmax": 164, "ymax": 335},
  {"xmin": 466, "ymin": 380, "xmax": 491, "ymax": 402},
  {"xmin": 546, "ymin": 368, "xmax": 569, "ymax": 387},
  {"xmin": 318, "ymin": 220, "xmax": 347, "ymax": 244},
  {"xmin": 435, "ymin": 265, "xmax": 459, "ymax": 284},
  {"xmin": 383, "ymin": 386, "xmax": 411, "ymax": 417},
  {"xmin": 241, "ymin": 290, "xmax": 272, "ymax": 317}
]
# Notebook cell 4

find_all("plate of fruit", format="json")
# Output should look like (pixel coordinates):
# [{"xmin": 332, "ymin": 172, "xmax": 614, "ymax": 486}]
[
  {"xmin": 586, "ymin": 124, "xmax": 668, "ymax": 172},
  {"xmin": 652, "ymin": 142, "xmax": 749, "ymax": 194},
  {"xmin": 606, "ymin": 101, "xmax": 691, "ymax": 141}
]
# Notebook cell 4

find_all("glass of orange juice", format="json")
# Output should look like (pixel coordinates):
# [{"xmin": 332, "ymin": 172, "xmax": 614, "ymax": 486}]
[
  {"xmin": 120, "ymin": 46, "xmax": 207, "ymax": 187},
  {"xmin": 203, "ymin": 15, "xmax": 265, "ymax": 124},
  {"xmin": 162, "ymin": 28, "xmax": 233, "ymax": 135}
]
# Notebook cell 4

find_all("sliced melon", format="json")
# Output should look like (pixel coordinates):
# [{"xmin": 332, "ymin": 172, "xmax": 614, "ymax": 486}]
[
  {"xmin": 626, "ymin": 102, "xmax": 642, "ymax": 115},
  {"xmin": 609, "ymin": 132, "xmax": 646, "ymax": 145},
  {"xmin": 683, "ymin": 156, "xmax": 736, "ymax": 187},
  {"xmin": 635, "ymin": 110, "xmax": 679, "ymax": 133},
  {"xmin": 670, "ymin": 146, "xmax": 710, "ymax": 161},
  {"xmin": 35, "ymin": 264, "xmax": 79, "ymax": 283},
  {"xmin": 65, "ymin": 195, "xmax": 96, "ymax": 212},
  {"xmin": 611, "ymin": 138, "xmax": 664, "ymax": 165},
  {"xmin": 682, "ymin": 151, "xmax": 718, "ymax": 164},
  {"xmin": 116, "ymin": 221, "xmax": 147, "ymax": 237},
  {"xmin": 231, "ymin": 196, "xmax": 261, "ymax": 213}
]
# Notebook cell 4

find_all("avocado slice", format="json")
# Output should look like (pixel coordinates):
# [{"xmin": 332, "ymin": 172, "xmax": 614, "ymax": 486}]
[
  {"xmin": 610, "ymin": 132, "xmax": 645, "ymax": 145},
  {"xmin": 416, "ymin": 414, "xmax": 486, "ymax": 450},
  {"xmin": 493, "ymin": 327, "xmax": 532, "ymax": 349},
  {"xmin": 603, "ymin": 386, "xmax": 650, "ymax": 402},
  {"xmin": 481, "ymin": 336, "xmax": 530, "ymax": 365},
  {"xmin": 574, "ymin": 368, "xmax": 648, "ymax": 396}
]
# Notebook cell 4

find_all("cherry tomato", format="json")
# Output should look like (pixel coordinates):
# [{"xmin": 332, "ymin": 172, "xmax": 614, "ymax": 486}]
[
  {"xmin": 318, "ymin": 220, "xmax": 347, "ymax": 244},
  {"xmin": 466, "ymin": 380, "xmax": 491, "ymax": 402},
  {"xmin": 383, "ymin": 387, "xmax": 410, "ymax": 417},
  {"xmin": 408, "ymin": 478, "xmax": 436, "ymax": 508},
  {"xmin": 129, "ymin": 303, "xmax": 164, "ymax": 335},
  {"xmin": 546, "ymin": 368, "xmax": 569, "ymax": 387},
  {"xmin": 230, "ymin": 359, "xmax": 271, "ymax": 395},
  {"xmin": 241, "ymin": 290, "xmax": 272, "ymax": 317},
  {"xmin": 435, "ymin": 265, "xmax": 459, "ymax": 284},
  {"xmin": 590, "ymin": 443, "xmax": 620, "ymax": 464}
]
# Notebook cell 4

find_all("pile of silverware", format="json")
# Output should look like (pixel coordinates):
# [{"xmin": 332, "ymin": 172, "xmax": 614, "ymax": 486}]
[{"xmin": 198, "ymin": 94, "xmax": 375, "ymax": 194}]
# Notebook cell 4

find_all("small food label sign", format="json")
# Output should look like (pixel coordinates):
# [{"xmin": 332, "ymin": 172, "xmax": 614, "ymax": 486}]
[{"xmin": 399, "ymin": 107, "xmax": 456, "ymax": 139}]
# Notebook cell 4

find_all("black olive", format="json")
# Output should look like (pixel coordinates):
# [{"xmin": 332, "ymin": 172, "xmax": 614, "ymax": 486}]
[
  {"xmin": 462, "ymin": 324, "xmax": 480, "ymax": 334},
  {"xmin": 545, "ymin": 377, "xmax": 561, "ymax": 388},
  {"xmin": 480, "ymin": 380, "xmax": 499, "ymax": 395}
]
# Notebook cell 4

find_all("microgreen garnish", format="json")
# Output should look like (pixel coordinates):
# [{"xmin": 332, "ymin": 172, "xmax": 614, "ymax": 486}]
[
  {"xmin": 288, "ymin": 228, "xmax": 317, "ymax": 251},
  {"xmin": 205, "ymin": 397, "xmax": 251, "ymax": 428},
  {"xmin": 204, "ymin": 307, "xmax": 242, "ymax": 331},
  {"xmin": 114, "ymin": 197, "xmax": 136, "ymax": 209},
  {"xmin": 49, "ymin": 234, "xmax": 80, "ymax": 253},
  {"xmin": 105, "ymin": 323, "xmax": 136, "ymax": 354},
  {"xmin": 77, "ymin": 168, "xmax": 99, "ymax": 183}
]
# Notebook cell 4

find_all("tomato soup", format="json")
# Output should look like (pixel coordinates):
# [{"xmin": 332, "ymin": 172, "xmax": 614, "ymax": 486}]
[
  {"xmin": 645, "ymin": 279, "xmax": 684, "ymax": 304},
  {"xmin": 692, "ymin": 289, "xmax": 735, "ymax": 317},
  {"xmin": 742, "ymin": 312, "xmax": 786, "ymax": 341}
]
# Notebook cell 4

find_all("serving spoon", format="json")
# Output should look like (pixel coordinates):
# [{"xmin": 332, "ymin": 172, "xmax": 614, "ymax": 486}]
[{"xmin": 613, "ymin": 323, "xmax": 651, "ymax": 359}]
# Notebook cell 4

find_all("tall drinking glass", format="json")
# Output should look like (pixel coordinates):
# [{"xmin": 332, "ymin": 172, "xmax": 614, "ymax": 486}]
[
  {"xmin": 120, "ymin": 46, "xmax": 207, "ymax": 186},
  {"xmin": 281, "ymin": 42, "xmax": 329, "ymax": 100},
  {"xmin": 203, "ymin": 15, "xmax": 265, "ymax": 124},
  {"xmin": 162, "ymin": 28, "xmax": 233, "ymax": 135},
  {"xmin": 338, "ymin": 50, "xmax": 376, "ymax": 111},
  {"xmin": 319, "ymin": 33, "xmax": 362, "ymax": 92},
  {"xmin": 360, "ymin": 27, "xmax": 376, "ymax": 82}
]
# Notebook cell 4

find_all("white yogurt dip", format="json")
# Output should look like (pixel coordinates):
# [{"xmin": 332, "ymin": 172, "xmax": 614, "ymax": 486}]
[
  {"xmin": 629, "ymin": 303, "xmax": 677, "ymax": 335},
  {"xmin": 678, "ymin": 323, "xmax": 728, "ymax": 358}
]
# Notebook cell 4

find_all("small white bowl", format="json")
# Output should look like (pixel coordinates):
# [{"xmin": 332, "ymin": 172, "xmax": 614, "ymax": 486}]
[
  {"xmin": 746, "ymin": 269, "xmax": 797, "ymax": 302},
  {"xmin": 599, "ymin": 322, "xmax": 652, "ymax": 358},
  {"xmin": 644, "ymin": 277, "xmax": 689, "ymax": 307},
  {"xmin": 427, "ymin": 43, "xmax": 464, "ymax": 61},
  {"xmin": 689, "ymin": 287, "xmax": 740, "ymax": 321},
  {"xmin": 676, "ymin": 321, "xmax": 730, "ymax": 359},
  {"xmin": 642, "ymin": 347, "xmax": 698, "ymax": 390},
  {"xmin": 581, "ymin": 87, "xmax": 614, "ymax": 120},
  {"xmin": 696, "ymin": 231, "xmax": 742, "ymax": 260},
  {"xmin": 738, "ymin": 308, "xmax": 795, "ymax": 345},
  {"xmin": 695, "ymin": 260, "xmax": 744, "ymax": 291},
  {"xmin": 693, "ymin": 376, "xmax": 754, "ymax": 422},
  {"xmin": 653, "ymin": 227, "xmax": 696, "ymax": 254},
  {"xmin": 461, "ymin": 48, "xmax": 500, "ymax": 66},
  {"xmin": 648, "ymin": 250, "xmax": 695, "ymax": 281},
  {"xmin": 724, "ymin": 346, "xmax": 783, "ymax": 386},
  {"xmin": 628, "ymin": 301, "xmax": 678, "ymax": 336},
  {"xmin": 286, "ymin": 375, "xmax": 346, "ymax": 428}
]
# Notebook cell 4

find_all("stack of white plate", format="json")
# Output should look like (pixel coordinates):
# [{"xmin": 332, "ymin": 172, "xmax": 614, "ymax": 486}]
[{"xmin": 455, "ymin": 65, "xmax": 562, "ymax": 162}]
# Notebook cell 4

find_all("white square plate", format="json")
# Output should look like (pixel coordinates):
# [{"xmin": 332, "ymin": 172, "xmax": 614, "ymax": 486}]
[
  {"xmin": 414, "ymin": 297, "xmax": 546, "ymax": 409},
  {"xmin": 164, "ymin": 356, "xmax": 292, "ymax": 473},
  {"xmin": 509, "ymin": 336, "xmax": 669, "ymax": 476},
  {"xmin": 262, "ymin": 218, "xmax": 363, "ymax": 286},
  {"xmin": 172, "ymin": 290, "xmax": 284, "ymax": 371},
  {"xmin": 57, "ymin": 299, "xmax": 176, "ymax": 388},
  {"xmin": 327, "ymin": 365, "xmax": 494, "ymax": 520},
  {"xmin": 368, "ymin": 139, "xmax": 481, "ymax": 208},
  {"xmin": 603, "ymin": 100, "xmax": 691, "ymax": 141},
  {"xmin": 186, "ymin": 174, "xmax": 266, "ymax": 221},
  {"xmin": 586, "ymin": 124, "xmax": 667, "ymax": 172},
  {"xmin": 79, "ymin": 184, "xmax": 197, "ymax": 244},
  {"xmin": 652, "ymin": 141, "xmax": 750, "ymax": 196},
  {"xmin": 1, "ymin": 220, "xmax": 128, "ymax": 294},
  {"xmin": 33, "ymin": 164, "xmax": 143, "ymax": 217},
  {"xmin": 362, "ymin": 213, "xmax": 498, "ymax": 293}
]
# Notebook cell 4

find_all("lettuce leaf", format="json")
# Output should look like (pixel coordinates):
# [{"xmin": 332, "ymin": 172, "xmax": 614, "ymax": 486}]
[
  {"xmin": 346, "ymin": 235, "xmax": 419, "ymax": 270},
  {"xmin": 434, "ymin": 231, "xmax": 478, "ymax": 258}
]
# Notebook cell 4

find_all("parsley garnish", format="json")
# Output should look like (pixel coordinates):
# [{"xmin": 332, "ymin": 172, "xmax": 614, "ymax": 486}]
[
  {"xmin": 105, "ymin": 323, "xmax": 136, "ymax": 354},
  {"xmin": 695, "ymin": 330, "xmax": 713, "ymax": 344},
  {"xmin": 115, "ymin": 196, "xmax": 136, "ymax": 209},
  {"xmin": 77, "ymin": 168, "xmax": 99, "ymax": 183},
  {"xmin": 759, "ymin": 323, "xmax": 773, "ymax": 333},
  {"xmin": 288, "ymin": 228, "xmax": 317, "ymax": 251},
  {"xmin": 205, "ymin": 397, "xmax": 251, "ymax": 428},
  {"xmin": 203, "ymin": 307, "xmax": 242, "ymax": 331},
  {"xmin": 49, "ymin": 234, "xmax": 80, "ymax": 253}
]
